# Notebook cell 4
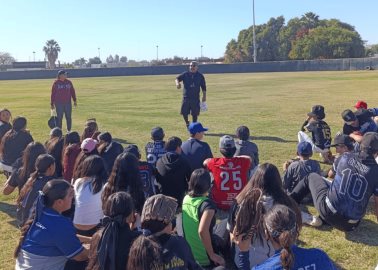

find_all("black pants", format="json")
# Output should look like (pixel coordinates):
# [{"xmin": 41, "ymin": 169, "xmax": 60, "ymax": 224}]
[{"xmin": 290, "ymin": 173, "xmax": 360, "ymax": 231}]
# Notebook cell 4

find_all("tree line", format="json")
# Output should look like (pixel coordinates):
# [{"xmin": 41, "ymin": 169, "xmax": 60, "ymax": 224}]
[{"xmin": 224, "ymin": 12, "xmax": 375, "ymax": 63}]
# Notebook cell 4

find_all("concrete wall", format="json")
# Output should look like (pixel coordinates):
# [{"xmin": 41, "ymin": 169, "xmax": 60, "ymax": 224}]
[{"xmin": 0, "ymin": 57, "xmax": 377, "ymax": 80}]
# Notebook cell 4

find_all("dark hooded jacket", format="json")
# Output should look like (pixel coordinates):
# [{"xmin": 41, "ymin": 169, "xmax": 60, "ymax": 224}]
[{"xmin": 155, "ymin": 152, "xmax": 191, "ymax": 206}]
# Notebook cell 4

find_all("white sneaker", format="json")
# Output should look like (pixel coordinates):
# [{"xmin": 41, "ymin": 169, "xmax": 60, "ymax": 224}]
[{"xmin": 301, "ymin": 211, "xmax": 323, "ymax": 227}]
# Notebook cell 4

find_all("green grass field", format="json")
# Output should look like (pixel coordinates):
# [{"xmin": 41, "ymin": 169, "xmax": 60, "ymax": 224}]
[{"xmin": 1, "ymin": 71, "xmax": 378, "ymax": 270}]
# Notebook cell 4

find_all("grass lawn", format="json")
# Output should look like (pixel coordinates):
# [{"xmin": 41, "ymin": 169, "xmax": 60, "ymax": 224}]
[{"xmin": 0, "ymin": 71, "xmax": 378, "ymax": 269}]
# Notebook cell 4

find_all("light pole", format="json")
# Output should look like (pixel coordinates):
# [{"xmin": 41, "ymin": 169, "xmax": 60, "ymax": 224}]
[
  {"xmin": 33, "ymin": 51, "xmax": 35, "ymax": 62},
  {"xmin": 156, "ymin": 45, "xmax": 159, "ymax": 62},
  {"xmin": 201, "ymin": 45, "xmax": 203, "ymax": 60},
  {"xmin": 252, "ymin": 0, "xmax": 257, "ymax": 62},
  {"xmin": 98, "ymin": 47, "xmax": 101, "ymax": 60}
]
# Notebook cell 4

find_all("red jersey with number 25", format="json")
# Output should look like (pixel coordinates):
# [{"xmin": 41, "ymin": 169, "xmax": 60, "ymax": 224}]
[{"xmin": 207, "ymin": 157, "xmax": 251, "ymax": 210}]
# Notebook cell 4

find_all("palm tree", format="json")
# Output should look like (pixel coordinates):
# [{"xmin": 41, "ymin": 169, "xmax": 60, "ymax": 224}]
[{"xmin": 43, "ymin": 39, "xmax": 61, "ymax": 69}]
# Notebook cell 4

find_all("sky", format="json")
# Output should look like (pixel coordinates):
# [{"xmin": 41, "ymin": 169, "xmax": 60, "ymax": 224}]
[{"xmin": 1, "ymin": 0, "xmax": 377, "ymax": 63}]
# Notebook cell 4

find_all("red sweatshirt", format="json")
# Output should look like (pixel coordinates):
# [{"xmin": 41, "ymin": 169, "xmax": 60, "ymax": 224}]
[
  {"xmin": 62, "ymin": 143, "xmax": 81, "ymax": 181},
  {"xmin": 51, "ymin": 79, "xmax": 77, "ymax": 105}
]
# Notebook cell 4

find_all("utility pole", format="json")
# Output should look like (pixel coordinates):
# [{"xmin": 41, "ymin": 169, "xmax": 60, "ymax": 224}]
[{"xmin": 252, "ymin": 0, "xmax": 257, "ymax": 62}]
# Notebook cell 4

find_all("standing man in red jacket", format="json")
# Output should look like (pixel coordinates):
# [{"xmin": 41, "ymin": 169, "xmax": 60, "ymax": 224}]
[{"xmin": 51, "ymin": 70, "xmax": 77, "ymax": 132}]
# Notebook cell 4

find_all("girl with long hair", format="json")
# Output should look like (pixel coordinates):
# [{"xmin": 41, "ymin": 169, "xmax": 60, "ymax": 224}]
[
  {"xmin": 45, "ymin": 127, "xmax": 64, "ymax": 177},
  {"xmin": 0, "ymin": 116, "xmax": 33, "ymax": 174},
  {"xmin": 2, "ymin": 142, "xmax": 46, "ymax": 195},
  {"xmin": 73, "ymin": 155, "xmax": 108, "ymax": 236},
  {"xmin": 72, "ymin": 138, "xmax": 99, "ymax": 181},
  {"xmin": 102, "ymin": 153, "xmax": 145, "ymax": 214},
  {"xmin": 86, "ymin": 191, "xmax": 140, "ymax": 270},
  {"xmin": 81, "ymin": 119, "xmax": 100, "ymax": 141},
  {"xmin": 62, "ymin": 131, "xmax": 81, "ymax": 181},
  {"xmin": 229, "ymin": 163, "xmax": 302, "ymax": 268},
  {"xmin": 15, "ymin": 179, "xmax": 88, "ymax": 270},
  {"xmin": 126, "ymin": 235, "xmax": 163, "ymax": 270},
  {"xmin": 16, "ymin": 154, "xmax": 56, "ymax": 227},
  {"xmin": 235, "ymin": 204, "xmax": 336, "ymax": 270}
]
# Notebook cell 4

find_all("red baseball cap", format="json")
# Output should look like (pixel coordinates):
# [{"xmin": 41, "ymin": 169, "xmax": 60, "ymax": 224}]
[{"xmin": 354, "ymin": 100, "xmax": 367, "ymax": 110}]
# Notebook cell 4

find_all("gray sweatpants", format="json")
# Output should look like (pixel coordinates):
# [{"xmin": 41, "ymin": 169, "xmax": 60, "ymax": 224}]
[{"xmin": 55, "ymin": 103, "xmax": 72, "ymax": 131}]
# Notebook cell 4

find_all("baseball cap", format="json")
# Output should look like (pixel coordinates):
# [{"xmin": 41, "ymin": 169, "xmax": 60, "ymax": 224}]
[
  {"xmin": 341, "ymin": 109, "xmax": 356, "ymax": 124},
  {"xmin": 81, "ymin": 138, "xmax": 98, "ymax": 153},
  {"xmin": 219, "ymin": 135, "xmax": 236, "ymax": 149},
  {"xmin": 236, "ymin": 126, "xmax": 250, "ymax": 140},
  {"xmin": 307, "ymin": 105, "xmax": 325, "ymax": 119},
  {"xmin": 360, "ymin": 132, "xmax": 378, "ymax": 153},
  {"xmin": 57, "ymin": 70, "xmax": 67, "ymax": 76},
  {"xmin": 188, "ymin": 122, "xmax": 208, "ymax": 134},
  {"xmin": 123, "ymin": 144, "xmax": 141, "ymax": 159},
  {"xmin": 151, "ymin": 127, "xmax": 164, "ymax": 141},
  {"xmin": 330, "ymin": 133, "xmax": 353, "ymax": 147},
  {"xmin": 49, "ymin": 127, "xmax": 62, "ymax": 138},
  {"xmin": 354, "ymin": 100, "xmax": 367, "ymax": 110},
  {"xmin": 297, "ymin": 141, "xmax": 313, "ymax": 156},
  {"xmin": 141, "ymin": 194, "xmax": 178, "ymax": 225}
]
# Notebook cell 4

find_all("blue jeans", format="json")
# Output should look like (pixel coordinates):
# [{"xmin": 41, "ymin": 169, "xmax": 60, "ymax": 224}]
[{"xmin": 55, "ymin": 103, "xmax": 72, "ymax": 131}]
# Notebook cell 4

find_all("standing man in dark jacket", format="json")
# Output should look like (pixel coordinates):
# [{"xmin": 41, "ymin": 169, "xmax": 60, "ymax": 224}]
[
  {"xmin": 50, "ymin": 70, "xmax": 77, "ymax": 132},
  {"xmin": 155, "ymin": 136, "xmax": 192, "ymax": 206},
  {"xmin": 175, "ymin": 61, "xmax": 207, "ymax": 128}
]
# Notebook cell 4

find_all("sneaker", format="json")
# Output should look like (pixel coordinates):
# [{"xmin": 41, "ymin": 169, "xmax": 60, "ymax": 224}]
[{"xmin": 301, "ymin": 211, "xmax": 322, "ymax": 227}]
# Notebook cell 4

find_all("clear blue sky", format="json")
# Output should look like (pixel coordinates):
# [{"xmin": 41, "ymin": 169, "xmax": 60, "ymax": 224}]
[{"xmin": 1, "ymin": 0, "xmax": 377, "ymax": 63}]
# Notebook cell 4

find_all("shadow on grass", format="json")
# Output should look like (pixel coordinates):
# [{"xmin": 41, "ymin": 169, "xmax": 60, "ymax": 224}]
[
  {"xmin": 0, "ymin": 201, "xmax": 18, "ymax": 228},
  {"xmin": 205, "ymin": 133, "xmax": 296, "ymax": 143},
  {"xmin": 344, "ymin": 219, "xmax": 378, "ymax": 247},
  {"xmin": 113, "ymin": 138, "xmax": 134, "ymax": 145}
]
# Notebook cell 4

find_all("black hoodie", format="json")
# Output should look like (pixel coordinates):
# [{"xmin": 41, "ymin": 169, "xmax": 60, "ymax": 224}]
[{"xmin": 155, "ymin": 152, "xmax": 191, "ymax": 205}]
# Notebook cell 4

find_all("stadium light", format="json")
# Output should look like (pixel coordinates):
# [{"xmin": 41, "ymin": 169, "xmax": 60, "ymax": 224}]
[
  {"xmin": 201, "ymin": 45, "xmax": 203, "ymax": 60},
  {"xmin": 98, "ymin": 47, "xmax": 101, "ymax": 60},
  {"xmin": 156, "ymin": 45, "xmax": 159, "ymax": 62},
  {"xmin": 33, "ymin": 51, "xmax": 35, "ymax": 62},
  {"xmin": 253, "ymin": 0, "xmax": 257, "ymax": 62}
]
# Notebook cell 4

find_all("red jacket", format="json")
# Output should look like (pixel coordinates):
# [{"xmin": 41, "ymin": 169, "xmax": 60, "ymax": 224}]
[
  {"xmin": 51, "ymin": 79, "xmax": 77, "ymax": 105},
  {"xmin": 63, "ymin": 143, "xmax": 81, "ymax": 181}
]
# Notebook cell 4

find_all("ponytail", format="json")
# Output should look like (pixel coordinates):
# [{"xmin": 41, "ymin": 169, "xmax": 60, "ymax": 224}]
[
  {"xmin": 17, "ymin": 171, "xmax": 39, "ymax": 205},
  {"xmin": 264, "ymin": 204, "xmax": 299, "ymax": 270},
  {"xmin": 278, "ymin": 231, "xmax": 295, "ymax": 270},
  {"xmin": 14, "ymin": 209, "xmax": 36, "ymax": 258}
]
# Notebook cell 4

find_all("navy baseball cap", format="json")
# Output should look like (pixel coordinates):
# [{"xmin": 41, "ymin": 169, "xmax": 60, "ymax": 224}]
[
  {"xmin": 151, "ymin": 127, "xmax": 164, "ymax": 140},
  {"xmin": 307, "ymin": 105, "xmax": 325, "ymax": 119},
  {"xmin": 297, "ymin": 141, "xmax": 313, "ymax": 156},
  {"xmin": 341, "ymin": 109, "xmax": 356, "ymax": 124},
  {"xmin": 219, "ymin": 135, "xmax": 235, "ymax": 149},
  {"xmin": 57, "ymin": 70, "xmax": 67, "ymax": 76},
  {"xmin": 188, "ymin": 122, "xmax": 208, "ymax": 134},
  {"xmin": 330, "ymin": 133, "xmax": 353, "ymax": 147}
]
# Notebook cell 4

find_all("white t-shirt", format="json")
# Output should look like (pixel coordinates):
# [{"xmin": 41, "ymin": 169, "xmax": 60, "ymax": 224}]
[{"xmin": 73, "ymin": 178, "xmax": 104, "ymax": 225}]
